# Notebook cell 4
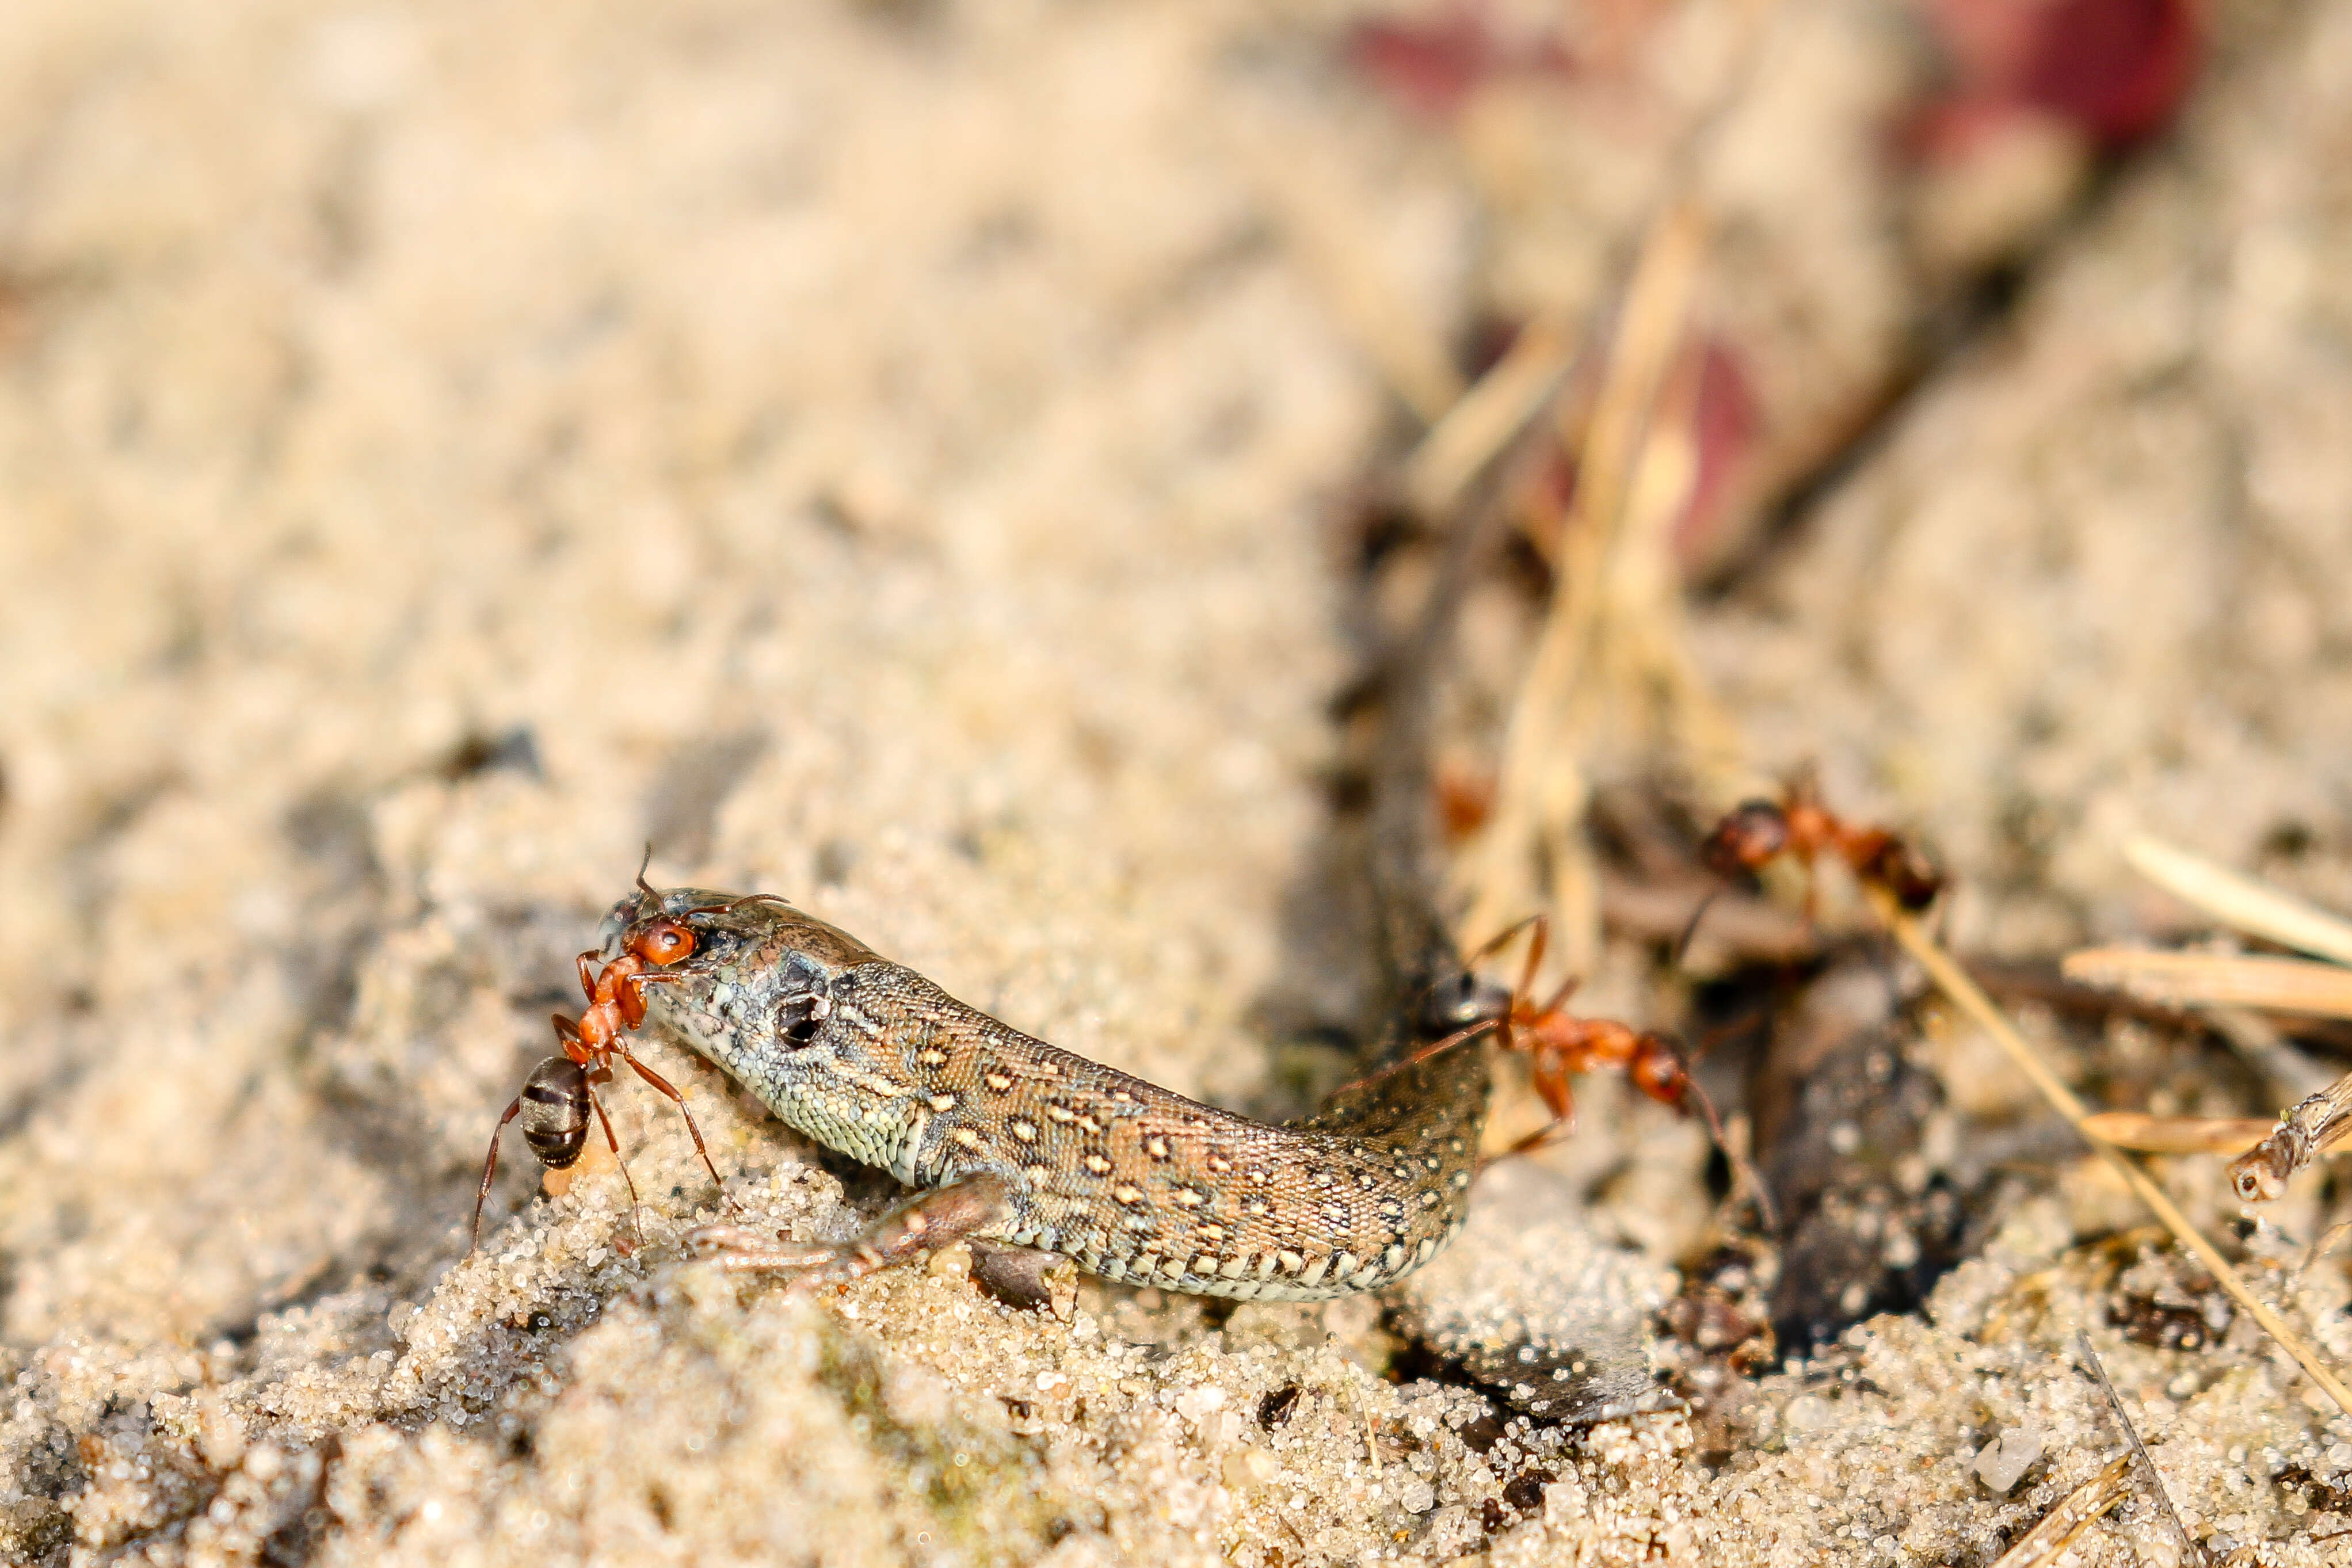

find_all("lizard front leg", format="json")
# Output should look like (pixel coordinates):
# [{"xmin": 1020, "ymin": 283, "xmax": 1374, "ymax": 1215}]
[{"xmin": 688, "ymin": 1173, "xmax": 1013, "ymax": 1294}]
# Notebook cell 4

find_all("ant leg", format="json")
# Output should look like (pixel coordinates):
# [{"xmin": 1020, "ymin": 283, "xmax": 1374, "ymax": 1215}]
[
  {"xmin": 1481, "ymin": 1060, "xmax": 1580, "ymax": 1169},
  {"xmin": 575, "ymin": 953, "xmax": 600, "ymax": 1003},
  {"xmin": 469, "ymin": 1093, "xmax": 529, "ymax": 1251},
  {"xmin": 1334, "ymin": 917, "xmax": 1560, "ymax": 1101},
  {"xmin": 615, "ymin": 1048, "xmax": 736, "ymax": 1210},
  {"xmin": 1515, "ymin": 915, "xmax": 1550, "ymax": 1002},
  {"xmin": 584, "ymin": 1085, "xmax": 646, "ymax": 1246},
  {"xmin": 624, "ymin": 972, "xmax": 691, "ymax": 1026},
  {"xmin": 1462, "ymin": 913, "xmax": 1545, "ymax": 973},
  {"xmin": 1671, "ymin": 890, "xmax": 1721, "ymax": 969},
  {"xmin": 1487, "ymin": 1118, "xmax": 1575, "ymax": 1165},
  {"xmin": 1677, "ymin": 1075, "xmax": 1778, "ymax": 1233},
  {"xmin": 551, "ymin": 1012, "xmax": 598, "ymax": 1068},
  {"xmin": 1327, "ymin": 1019, "xmax": 1499, "ymax": 1098}
]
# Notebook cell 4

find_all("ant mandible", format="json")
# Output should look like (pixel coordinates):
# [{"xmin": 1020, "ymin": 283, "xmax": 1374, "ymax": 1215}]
[
  {"xmin": 1699, "ymin": 773, "xmax": 1944, "ymax": 917},
  {"xmin": 468, "ymin": 868, "xmax": 734, "ymax": 1250}
]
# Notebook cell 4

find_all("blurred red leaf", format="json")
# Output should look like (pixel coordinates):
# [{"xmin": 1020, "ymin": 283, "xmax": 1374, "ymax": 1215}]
[
  {"xmin": 1919, "ymin": 0, "xmax": 2201, "ymax": 148},
  {"xmin": 2016, "ymin": 0, "xmax": 2199, "ymax": 143},
  {"xmin": 1349, "ymin": 7, "xmax": 1576, "ymax": 120},
  {"xmin": 1673, "ymin": 335, "xmax": 1759, "ymax": 571}
]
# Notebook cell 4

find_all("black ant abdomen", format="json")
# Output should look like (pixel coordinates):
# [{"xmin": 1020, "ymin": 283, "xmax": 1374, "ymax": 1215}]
[{"xmin": 518, "ymin": 1056, "xmax": 592, "ymax": 1170}]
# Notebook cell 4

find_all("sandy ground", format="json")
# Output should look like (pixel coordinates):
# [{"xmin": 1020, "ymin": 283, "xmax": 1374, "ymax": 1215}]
[{"xmin": 2, "ymin": 1, "xmax": 2349, "ymax": 1565}]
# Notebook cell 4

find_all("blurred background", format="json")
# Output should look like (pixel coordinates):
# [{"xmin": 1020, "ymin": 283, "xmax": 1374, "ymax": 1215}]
[{"xmin": 3, "ymin": 1, "xmax": 2349, "ymax": 1563}]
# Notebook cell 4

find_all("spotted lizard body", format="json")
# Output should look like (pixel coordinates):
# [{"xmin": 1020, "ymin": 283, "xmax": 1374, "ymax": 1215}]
[{"xmin": 618, "ymin": 890, "xmax": 1492, "ymax": 1299}]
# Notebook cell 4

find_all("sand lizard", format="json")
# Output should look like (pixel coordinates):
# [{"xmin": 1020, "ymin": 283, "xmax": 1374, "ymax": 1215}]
[{"xmin": 617, "ymin": 887, "xmax": 1495, "ymax": 1299}]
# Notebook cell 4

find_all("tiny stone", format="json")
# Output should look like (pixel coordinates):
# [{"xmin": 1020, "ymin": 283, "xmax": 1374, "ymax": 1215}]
[
  {"xmin": 1783, "ymin": 1396, "xmax": 1835, "ymax": 1433},
  {"xmin": 1972, "ymin": 1424, "xmax": 2042, "ymax": 1493}
]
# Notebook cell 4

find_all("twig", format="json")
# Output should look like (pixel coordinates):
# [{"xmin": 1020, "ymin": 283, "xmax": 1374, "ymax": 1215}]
[
  {"xmin": 2077, "ymin": 1111, "xmax": 2274, "ymax": 1156},
  {"xmin": 2075, "ymin": 1332, "xmax": 2208, "ymax": 1568},
  {"xmin": 2123, "ymin": 835, "xmax": 2352, "ymax": 967},
  {"xmin": 1986, "ymin": 1455, "xmax": 2131, "ymax": 1568},
  {"xmin": 2060, "ymin": 947, "xmax": 2352, "ymax": 1020},
  {"xmin": 2299, "ymin": 1220, "xmax": 2352, "ymax": 1279},
  {"xmin": 1869, "ymin": 888, "xmax": 2352, "ymax": 1416},
  {"xmin": 2227, "ymin": 1070, "xmax": 2352, "ymax": 1203}
]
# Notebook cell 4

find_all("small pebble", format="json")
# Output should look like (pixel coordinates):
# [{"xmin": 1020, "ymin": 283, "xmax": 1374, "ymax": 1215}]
[{"xmin": 1972, "ymin": 1423, "xmax": 2042, "ymax": 1493}]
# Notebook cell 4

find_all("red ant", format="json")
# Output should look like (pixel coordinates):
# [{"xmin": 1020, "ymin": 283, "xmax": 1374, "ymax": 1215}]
[
  {"xmin": 1465, "ymin": 919, "xmax": 1697, "ymax": 1144},
  {"xmin": 468, "ymin": 871, "xmax": 734, "ymax": 1250},
  {"xmin": 1357, "ymin": 918, "xmax": 1777, "ymax": 1226},
  {"xmin": 1698, "ymin": 776, "xmax": 1943, "ymax": 918}
]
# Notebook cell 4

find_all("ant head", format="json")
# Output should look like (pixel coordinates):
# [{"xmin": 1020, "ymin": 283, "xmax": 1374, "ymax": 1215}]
[
  {"xmin": 627, "ymin": 917, "xmax": 699, "ymax": 967},
  {"xmin": 1629, "ymin": 1032, "xmax": 1691, "ymax": 1105},
  {"xmin": 1701, "ymin": 799, "xmax": 1790, "ymax": 878},
  {"xmin": 598, "ymin": 876, "xmax": 733, "ymax": 955}
]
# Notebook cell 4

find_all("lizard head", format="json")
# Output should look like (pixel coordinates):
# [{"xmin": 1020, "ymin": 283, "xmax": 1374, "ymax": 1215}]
[{"xmin": 608, "ymin": 887, "xmax": 920, "ymax": 1169}]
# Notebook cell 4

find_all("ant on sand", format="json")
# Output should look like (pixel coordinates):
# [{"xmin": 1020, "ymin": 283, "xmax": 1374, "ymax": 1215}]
[
  {"xmin": 1697, "ymin": 775, "xmax": 1943, "ymax": 919},
  {"xmin": 468, "ymin": 868, "xmax": 738, "ymax": 1249}
]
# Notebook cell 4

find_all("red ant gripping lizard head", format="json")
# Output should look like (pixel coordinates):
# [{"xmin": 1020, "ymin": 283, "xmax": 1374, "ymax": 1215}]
[
  {"xmin": 1491, "ymin": 935, "xmax": 1776, "ymax": 1227},
  {"xmin": 468, "ymin": 867, "xmax": 737, "ymax": 1250},
  {"xmin": 1351, "ymin": 917, "xmax": 1775, "ymax": 1225}
]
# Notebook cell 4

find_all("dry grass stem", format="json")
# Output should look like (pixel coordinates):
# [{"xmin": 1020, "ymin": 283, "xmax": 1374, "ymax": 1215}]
[
  {"xmin": 2124, "ymin": 835, "xmax": 2352, "ymax": 966},
  {"xmin": 1404, "ymin": 316, "xmax": 1575, "ymax": 514},
  {"xmin": 2090, "ymin": 846, "xmax": 2352, "ymax": 1201},
  {"xmin": 2075, "ymin": 1331, "xmax": 2209, "ymax": 1567},
  {"xmin": 2060, "ymin": 947, "xmax": 2352, "ymax": 1018},
  {"xmin": 1458, "ymin": 200, "xmax": 1713, "ymax": 972},
  {"xmin": 2077, "ymin": 1111, "xmax": 2275, "ymax": 1155},
  {"xmin": 1986, "ymin": 1455, "xmax": 2133, "ymax": 1568},
  {"xmin": 1451, "ymin": 0, "xmax": 1796, "ymax": 981},
  {"xmin": 1871, "ymin": 890, "xmax": 2352, "ymax": 1416}
]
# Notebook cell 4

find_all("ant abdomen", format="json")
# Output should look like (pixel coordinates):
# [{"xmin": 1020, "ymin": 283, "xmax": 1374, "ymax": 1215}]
[
  {"xmin": 519, "ymin": 1056, "xmax": 592, "ymax": 1170},
  {"xmin": 1855, "ymin": 837, "xmax": 1945, "ymax": 911}
]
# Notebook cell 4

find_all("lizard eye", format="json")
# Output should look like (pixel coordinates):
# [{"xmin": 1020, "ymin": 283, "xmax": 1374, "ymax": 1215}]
[{"xmin": 776, "ymin": 990, "xmax": 830, "ymax": 1046}]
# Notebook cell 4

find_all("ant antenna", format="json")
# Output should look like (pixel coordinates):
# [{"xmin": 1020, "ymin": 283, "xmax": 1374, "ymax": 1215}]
[
  {"xmin": 635, "ymin": 843, "xmax": 660, "ymax": 909},
  {"xmin": 1672, "ymin": 890, "xmax": 1722, "ymax": 970}
]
